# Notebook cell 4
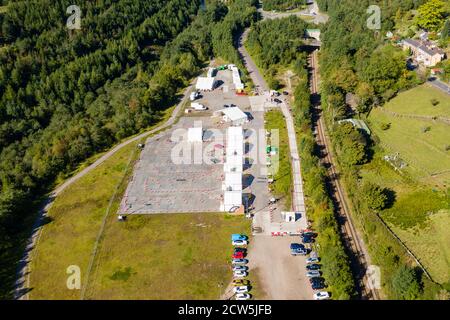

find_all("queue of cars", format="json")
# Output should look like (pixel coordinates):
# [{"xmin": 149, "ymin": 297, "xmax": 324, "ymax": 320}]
[
  {"xmin": 291, "ymin": 230, "xmax": 331, "ymax": 300},
  {"xmin": 231, "ymin": 234, "xmax": 251, "ymax": 300}
]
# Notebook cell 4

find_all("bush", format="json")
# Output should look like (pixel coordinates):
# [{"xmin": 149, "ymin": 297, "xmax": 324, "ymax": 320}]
[
  {"xmin": 431, "ymin": 98, "xmax": 440, "ymax": 106},
  {"xmin": 380, "ymin": 122, "xmax": 391, "ymax": 130},
  {"xmin": 391, "ymin": 266, "xmax": 421, "ymax": 300}
]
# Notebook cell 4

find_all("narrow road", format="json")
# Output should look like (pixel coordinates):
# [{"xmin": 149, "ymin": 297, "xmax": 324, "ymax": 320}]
[
  {"xmin": 428, "ymin": 77, "xmax": 450, "ymax": 95},
  {"xmin": 309, "ymin": 50, "xmax": 380, "ymax": 300},
  {"xmin": 14, "ymin": 83, "xmax": 194, "ymax": 300},
  {"xmin": 238, "ymin": 30, "xmax": 307, "ymax": 221},
  {"xmin": 237, "ymin": 27, "xmax": 311, "ymax": 299}
]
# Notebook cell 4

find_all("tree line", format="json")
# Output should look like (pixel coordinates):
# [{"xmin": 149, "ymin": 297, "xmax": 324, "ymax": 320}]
[
  {"xmin": 316, "ymin": 0, "xmax": 441, "ymax": 299},
  {"xmin": 246, "ymin": 16, "xmax": 356, "ymax": 299}
]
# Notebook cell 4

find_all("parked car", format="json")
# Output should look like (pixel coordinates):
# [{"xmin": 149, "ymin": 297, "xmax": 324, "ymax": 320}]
[
  {"xmin": 232, "ymin": 259, "xmax": 248, "ymax": 265},
  {"xmin": 233, "ymin": 286, "xmax": 249, "ymax": 294},
  {"xmin": 302, "ymin": 231, "xmax": 317, "ymax": 238},
  {"xmin": 233, "ymin": 270, "xmax": 248, "ymax": 278},
  {"xmin": 231, "ymin": 234, "xmax": 247, "ymax": 241},
  {"xmin": 309, "ymin": 276, "xmax": 324, "ymax": 284},
  {"xmin": 274, "ymin": 98, "xmax": 282, "ymax": 103},
  {"xmin": 191, "ymin": 102, "xmax": 207, "ymax": 111},
  {"xmin": 235, "ymin": 293, "xmax": 251, "ymax": 300},
  {"xmin": 232, "ymin": 252, "xmax": 244, "ymax": 259},
  {"xmin": 233, "ymin": 279, "xmax": 250, "ymax": 286},
  {"xmin": 290, "ymin": 243, "xmax": 307, "ymax": 256},
  {"xmin": 306, "ymin": 264, "xmax": 321, "ymax": 271},
  {"xmin": 232, "ymin": 265, "xmax": 248, "ymax": 272},
  {"xmin": 232, "ymin": 240, "xmax": 248, "ymax": 246},
  {"xmin": 306, "ymin": 270, "xmax": 321, "ymax": 278},
  {"xmin": 310, "ymin": 278, "xmax": 326, "ymax": 290},
  {"xmin": 313, "ymin": 291, "xmax": 330, "ymax": 300},
  {"xmin": 302, "ymin": 235, "xmax": 315, "ymax": 244},
  {"xmin": 223, "ymin": 104, "xmax": 230, "ymax": 108},
  {"xmin": 306, "ymin": 257, "xmax": 320, "ymax": 264},
  {"xmin": 190, "ymin": 91, "xmax": 200, "ymax": 101}
]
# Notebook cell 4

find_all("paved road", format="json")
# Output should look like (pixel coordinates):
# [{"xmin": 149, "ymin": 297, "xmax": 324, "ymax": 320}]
[
  {"xmin": 428, "ymin": 78, "xmax": 450, "ymax": 95},
  {"xmin": 14, "ymin": 82, "xmax": 195, "ymax": 300},
  {"xmin": 237, "ymin": 24, "xmax": 310, "ymax": 299}
]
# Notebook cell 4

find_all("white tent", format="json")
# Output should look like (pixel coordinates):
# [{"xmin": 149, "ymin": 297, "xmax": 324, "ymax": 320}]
[
  {"xmin": 223, "ymin": 172, "xmax": 242, "ymax": 191},
  {"xmin": 223, "ymin": 190, "xmax": 242, "ymax": 212},
  {"xmin": 187, "ymin": 127, "xmax": 203, "ymax": 142},
  {"xmin": 207, "ymin": 68, "xmax": 216, "ymax": 78},
  {"xmin": 227, "ymin": 126, "xmax": 243, "ymax": 156},
  {"xmin": 225, "ymin": 153, "xmax": 243, "ymax": 166},
  {"xmin": 196, "ymin": 77, "xmax": 216, "ymax": 91},
  {"xmin": 224, "ymin": 162, "xmax": 243, "ymax": 173},
  {"xmin": 220, "ymin": 107, "xmax": 248, "ymax": 126}
]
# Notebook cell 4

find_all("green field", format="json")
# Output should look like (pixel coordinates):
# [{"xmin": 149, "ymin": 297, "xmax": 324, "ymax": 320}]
[
  {"xmin": 369, "ymin": 84, "xmax": 450, "ymax": 187},
  {"xmin": 87, "ymin": 214, "xmax": 249, "ymax": 299},
  {"xmin": 265, "ymin": 109, "xmax": 292, "ymax": 210},
  {"xmin": 361, "ymin": 84, "xmax": 450, "ymax": 286},
  {"xmin": 29, "ymin": 142, "xmax": 139, "ymax": 299},
  {"xmin": 29, "ymin": 137, "xmax": 251, "ymax": 299}
]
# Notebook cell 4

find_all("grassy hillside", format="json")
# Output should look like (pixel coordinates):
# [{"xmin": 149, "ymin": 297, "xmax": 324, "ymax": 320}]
[
  {"xmin": 362, "ymin": 84, "xmax": 450, "ymax": 288},
  {"xmin": 29, "ymin": 136, "xmax": 251, "ymax": 299},
  {"xmin": 369, "ymin": 84, "xmax": 450, "ymax": 186}
]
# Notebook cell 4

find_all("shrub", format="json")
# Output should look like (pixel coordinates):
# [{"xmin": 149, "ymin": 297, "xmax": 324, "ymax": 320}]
[
  {"xmin": 391, "ymin": 266, "xmax": 421, "ymax": 300},
  {"xmin": 430, "ymin": 98, "xmax": 440, "ymax": 106},
  {"xmin": 380, "ymin": 122, "xmax": 391, "ymax": 130}
]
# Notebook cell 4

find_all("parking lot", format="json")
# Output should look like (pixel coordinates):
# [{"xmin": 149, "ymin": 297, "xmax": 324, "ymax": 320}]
[
  {"xmin": 247, "ymin": 236, "xmax": 314, "ymax": 300},
  {"xmin": 120, "ymin": 66, "xmax": 271, "ymax": 214}
]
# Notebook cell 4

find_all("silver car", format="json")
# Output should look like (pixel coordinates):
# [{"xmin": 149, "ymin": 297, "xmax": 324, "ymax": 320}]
[{"xmin": 306, "ymin": 270, "xmax": 321, "ymax": 278}]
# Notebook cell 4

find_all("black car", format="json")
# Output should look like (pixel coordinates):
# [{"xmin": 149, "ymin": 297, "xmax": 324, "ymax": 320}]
[
  {"xmin": 306, "ymin": 264, "xmax": 321, "ymax": 271},
  {"xmin": 302, "ymin": 231, "xmax": 317, "ymax": 238},
  {"xmin": 274, "ymin": 98, "xmax": 282, "ymax": 103},
  {"xmin": 309, "ymin": 276, "xmax": 324, "ymax": 284},
  {"xmin": 311, "ymin": 279, "xmax": 326, "ymax": 290},
  {"xmin": 302, "ymin": 235, "xmax": 315, "ymax": 244},
  {"xmin": 234, "ymin": 247, "xmax": 246, "ymax": 253}
]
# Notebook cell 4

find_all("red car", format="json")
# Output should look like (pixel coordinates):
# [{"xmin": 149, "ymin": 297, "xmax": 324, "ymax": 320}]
[{"xmin": 232, "ymin": 252, "xmax": 244, "ymax": 259}]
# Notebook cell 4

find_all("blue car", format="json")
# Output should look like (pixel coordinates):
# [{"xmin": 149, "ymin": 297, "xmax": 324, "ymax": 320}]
[
  {"xmin": 232, "ymin": 234, "xmax": 248, "ymax": 241},
  {"xmin": 290, "ymin": 243, "xmax": 307, "ymax": 256}
]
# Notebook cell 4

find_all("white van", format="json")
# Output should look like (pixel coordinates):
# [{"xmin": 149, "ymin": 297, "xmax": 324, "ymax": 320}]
[
  {"xmin": 191, "ymin": 102, "xmax": 207, "ymax": 111},
  {"xmin": 190, "ymin": 91, "xmax": 200, "ymax": 101}
]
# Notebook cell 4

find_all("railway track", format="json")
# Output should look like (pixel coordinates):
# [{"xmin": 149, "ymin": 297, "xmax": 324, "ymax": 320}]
[{"xmin": 309, "ymin": 50, "xmax": 381, "ymax": 300}]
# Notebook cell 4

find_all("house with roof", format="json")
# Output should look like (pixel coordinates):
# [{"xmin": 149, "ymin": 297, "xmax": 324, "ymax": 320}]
[{"xmin": 402, "ymin": 39, "xmax": 445, "ymax": 67}]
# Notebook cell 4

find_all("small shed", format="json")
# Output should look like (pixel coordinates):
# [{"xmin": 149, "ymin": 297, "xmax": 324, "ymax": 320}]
[{"xmin": 220, "ymin": 107, "xmax": 248, "ymax": 126}]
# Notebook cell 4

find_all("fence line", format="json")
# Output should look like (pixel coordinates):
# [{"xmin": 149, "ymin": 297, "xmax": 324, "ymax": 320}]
[
  {"xmin": 80, "ymin": 147, "xmax": 137, "ymax": 300},
  {"xmin": 374, "ymin": 213, "xmax": 434, "ymax": 282}
]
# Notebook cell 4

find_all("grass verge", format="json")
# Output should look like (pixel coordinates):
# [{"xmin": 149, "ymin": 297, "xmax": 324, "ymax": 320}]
[{"xmin": 264, "ymin": 109, "xmax": 292, "ymax": 210}]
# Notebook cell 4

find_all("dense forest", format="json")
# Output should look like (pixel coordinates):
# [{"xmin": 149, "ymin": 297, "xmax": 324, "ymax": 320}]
[
  {"xmin": 246, "ymin": 16, "xmax": 356, "ymax": 299},
  {"xmin": 0, "ymin": 0, "xmax": 257, "ymax": 298}
]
